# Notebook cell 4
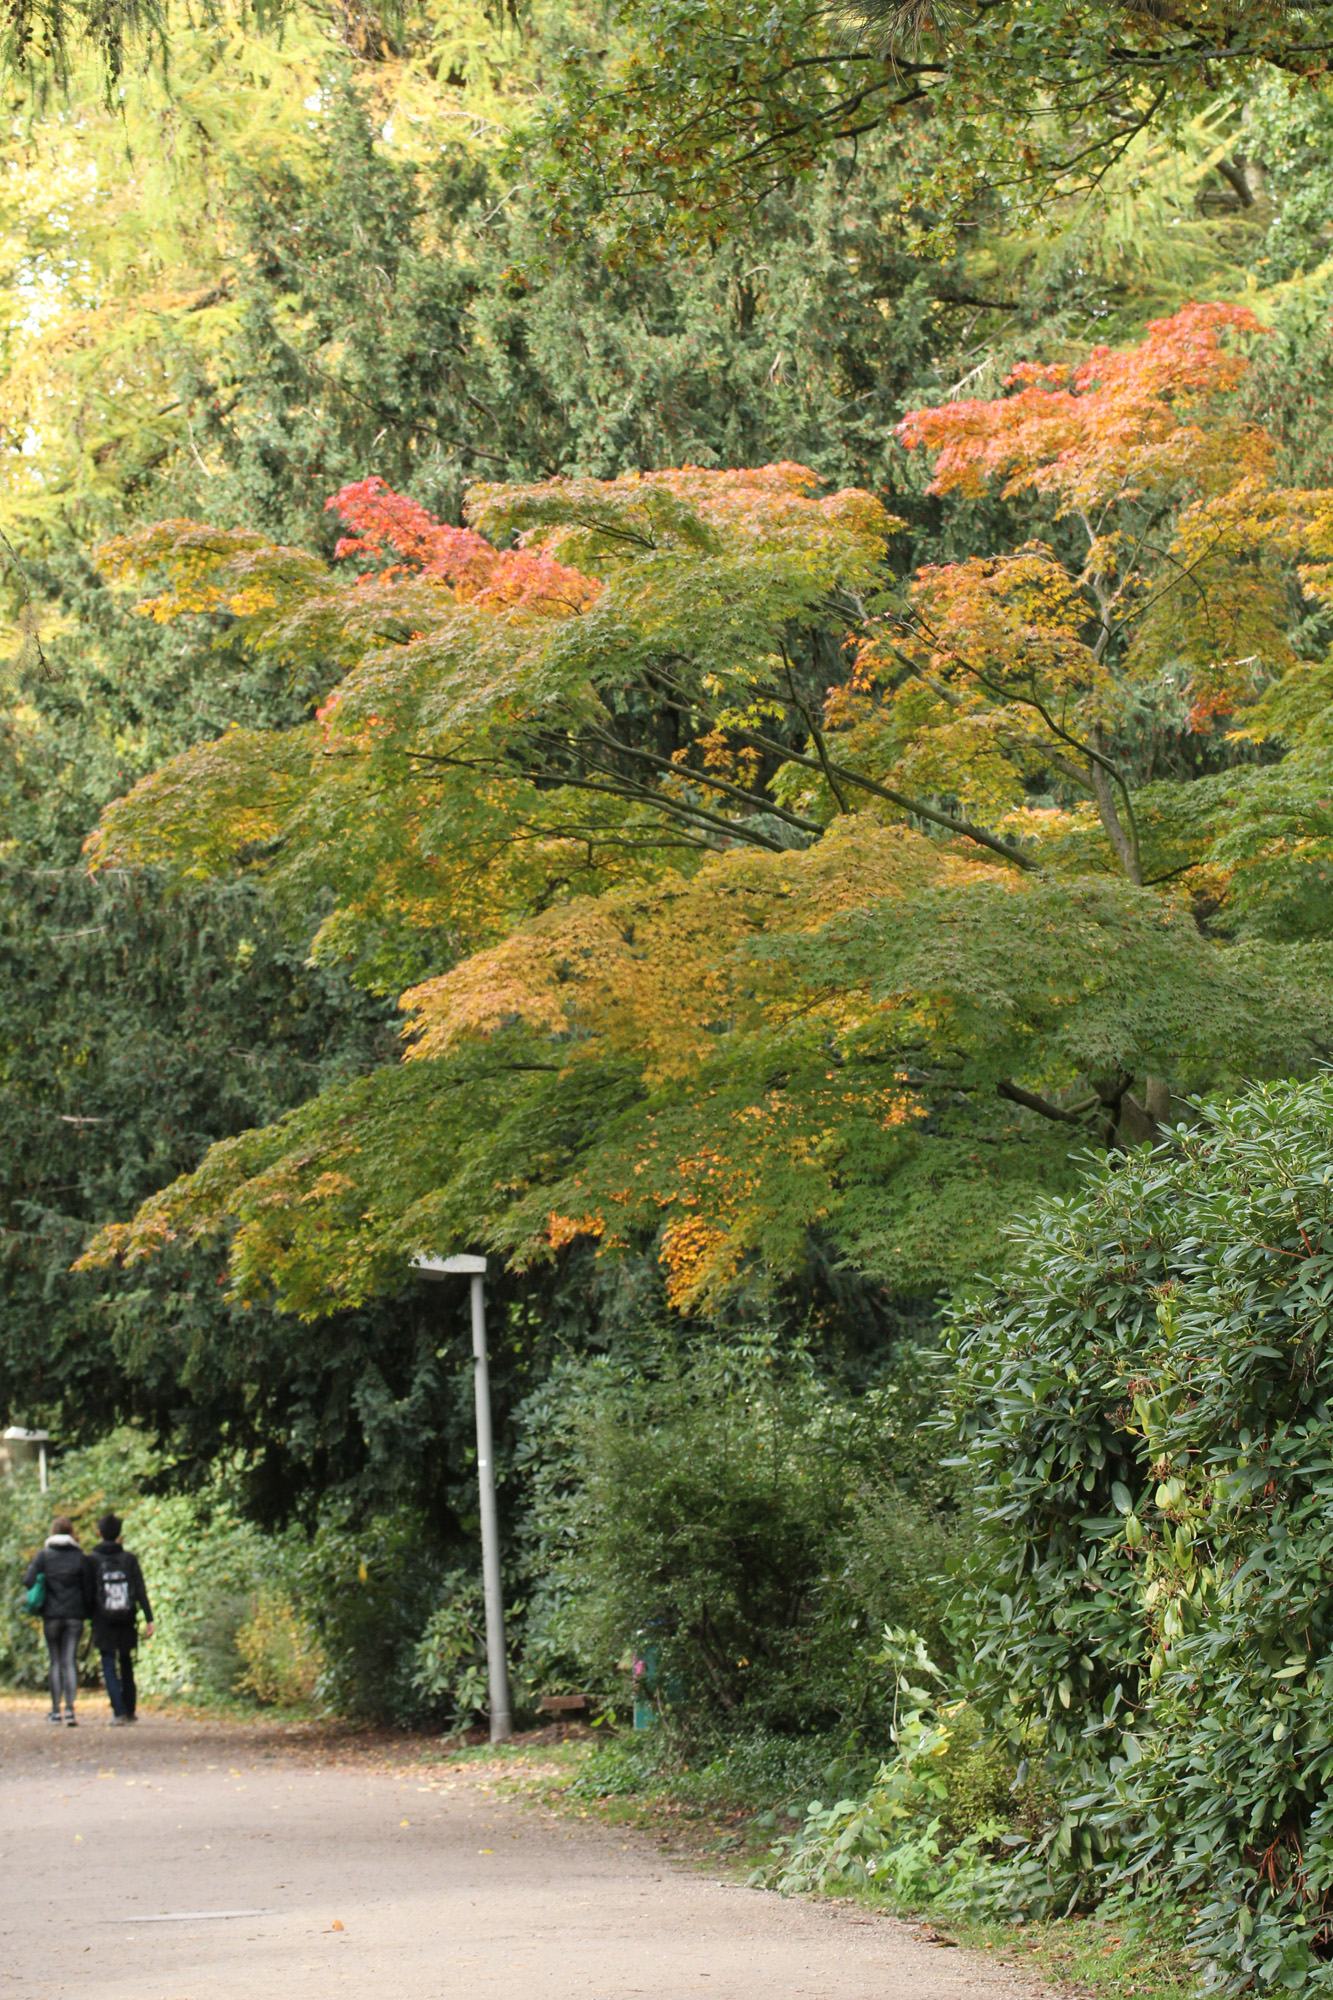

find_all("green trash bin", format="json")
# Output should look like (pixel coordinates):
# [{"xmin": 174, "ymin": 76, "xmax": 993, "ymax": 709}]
[
  {"xmin": 632, "ymin": 1638, "xmax": 685, "ymax": 1727},
  {"xmin": 632, "ymin": 1642, "xmax": 661, "ymax": 1729}
]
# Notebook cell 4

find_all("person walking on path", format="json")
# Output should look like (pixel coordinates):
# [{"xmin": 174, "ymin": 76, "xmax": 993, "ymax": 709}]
[
  {"xmin": 23, "ymin": 1516, "xmax": 92, "ymax": 1727},
  {"xmin": 88, "ymin": 1514, "xmax": 154, "ymax": 1726}
]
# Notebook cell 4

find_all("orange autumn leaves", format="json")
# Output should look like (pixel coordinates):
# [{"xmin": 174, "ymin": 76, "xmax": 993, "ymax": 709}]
[
  {"xmin": 896, "ymin": 302, "xmax": 1265, "ymax": 510},
  {"xmin": 88, "ymin": 461, "xmax": 896, "ymax": 959},
  {"xmin": 813, "ymin": 303, "xmax": 1333, "ymax": 863},
  {"xmin": 327, "ymin": 476, "xmax": 600, "ymax": 615},
  {"xmin": 402, "ymin": 818, "xmax": 986, "ymax": 1079}
]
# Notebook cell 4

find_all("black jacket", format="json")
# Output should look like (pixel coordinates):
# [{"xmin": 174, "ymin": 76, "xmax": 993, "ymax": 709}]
[
  {"xmin": 23, "ymin": 1536, "xmax": 91, "ymax": 1621},
  {"xmin": 88, "ymin": 1541, "xmax": 153, "ymax": 1652}
]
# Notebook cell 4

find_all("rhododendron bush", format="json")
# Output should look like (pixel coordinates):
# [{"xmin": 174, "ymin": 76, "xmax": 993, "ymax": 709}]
[{"xmin": 81, "ymin": 308, "xmax": 1333, "ymax": 1314}]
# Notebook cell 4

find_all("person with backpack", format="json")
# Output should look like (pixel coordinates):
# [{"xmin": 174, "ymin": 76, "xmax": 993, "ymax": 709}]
[
  {"xmin": 88, "ymin": 1514, "xmax": 154, "ymax": 1726},
  {"xmin": 23, "ymin": 1516, "xmax": 92, "ymax": 1727}
]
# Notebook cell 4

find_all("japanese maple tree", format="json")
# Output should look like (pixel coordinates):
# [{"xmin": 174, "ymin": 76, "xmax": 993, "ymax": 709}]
[{"xmin": 81, "ymin": 307, "xmax": 1333, "ymax": 1314}]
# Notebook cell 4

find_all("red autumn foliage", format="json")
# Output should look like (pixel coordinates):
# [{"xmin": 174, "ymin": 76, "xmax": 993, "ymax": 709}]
[{"xmin": 326, "ymin": 477, "xmax": 599, "ymax": 614}]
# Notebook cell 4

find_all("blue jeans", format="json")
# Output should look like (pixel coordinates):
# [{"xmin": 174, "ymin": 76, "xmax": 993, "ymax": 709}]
[
  {"xmin": 43, "ymin": 1618, "xmax": 82, "ymax": 1713},
  {"xmin": 100, "ymin": 1644, "xmax": 137, "ymax": 1719}
]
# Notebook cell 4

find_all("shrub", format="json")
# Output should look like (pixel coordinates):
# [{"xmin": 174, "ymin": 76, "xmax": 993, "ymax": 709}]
[
  {"xmin": 298, "ymin": 1506, "xmax": 449, "ymax": 1725},
  {"xmin": 235, "ymin": 1588, "xmax": 322, "ymax": 1705},
  {"xmin": 521, "ymin": 1332, "xmax": 955, "ymax": 1740},
  {"xmin": 830, "ymin": 1488, "xmax": 961, "ymax": 1678},
  {"xmin": 762, "ymin": 1631, "xmax": 1022, "ymax": 1900},
  {"xmin": 410, "ymin": 1571, "xmax": 489, "ymax": 1730},
  {"xmin": 190, "ymin": 1592, "xmax": 256, "ymax": 1696},
  {"xmin": 945, "ymin": 1074, "xmax": 1333, "ymax": 1993}
]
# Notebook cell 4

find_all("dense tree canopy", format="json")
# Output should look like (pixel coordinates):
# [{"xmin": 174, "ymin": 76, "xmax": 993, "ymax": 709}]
[
  {"xmin": 11, "ymin": 3, "xmax": 1333, "ymax": 1965},
  {"xmin": 9, "ymin": 0, "xmax": 1333, "ymax": 263},
  {"xmin": 1, "ymin": 5, "xmax": 980, "ymax": 1465},
  {"xmin": 76, "ymin": 306, "xmax": 1333, "ymax": 1317},
  {"xmin": 8, "ymin": 0, "xmax": 1333, "ymax": 1553},
  {"xmin": 539, "ymin": 0, "xmax": 1333, "ymax": 246}
]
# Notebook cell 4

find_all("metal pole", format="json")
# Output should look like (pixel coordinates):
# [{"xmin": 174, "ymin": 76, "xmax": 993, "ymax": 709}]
[
  {"xmin": 410, "ymin": 1254, "xmax": 512, "ymax": 1744},
  {"xmin": 470, "ymin": 1275, "xmax": 512, "ymax": 1743}
]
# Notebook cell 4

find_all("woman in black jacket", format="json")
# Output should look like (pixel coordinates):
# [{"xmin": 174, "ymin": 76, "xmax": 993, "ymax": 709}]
[{"xmin": 23, "ymin": 1517, "xmax": 91, "ymax": 1726}]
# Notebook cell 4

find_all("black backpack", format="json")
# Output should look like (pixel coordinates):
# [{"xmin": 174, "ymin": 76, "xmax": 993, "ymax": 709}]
[{"xmin": 95, "ymin": 1552, "xmax": 135, "ymax": 1622}]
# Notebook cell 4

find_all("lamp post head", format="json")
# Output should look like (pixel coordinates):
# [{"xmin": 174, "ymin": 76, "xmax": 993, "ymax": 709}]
[{"xmin": 412, "ymin": 1254, "xmax": 487, "ymax": 1278}]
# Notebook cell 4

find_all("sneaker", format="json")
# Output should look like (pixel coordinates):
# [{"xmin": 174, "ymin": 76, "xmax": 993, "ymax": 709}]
[
  {"xmin": 108, "ymin": 1715, "xmax": 130, "ymax": 1727},
  {"xmin": 65, "ymin": 1713, "xmax": 77, "ymax": 1727},
  {"xmin": 124, "ymin": 1714, "xmax": 138, "ymax": 1724},
  {"xmin": 45, "ymin": 1711, "xmax": 62, "ymax": 1724}
]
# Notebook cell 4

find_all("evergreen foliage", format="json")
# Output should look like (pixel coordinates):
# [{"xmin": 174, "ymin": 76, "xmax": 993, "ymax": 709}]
[
  {"xmin": 0, "ymin": 31, "xmax": 1031, "ymax": 1463},
  {"xmin": 0, "ymin": 863, "xmax": 393, "ymax": 1438},
  {"xmin": 515, "ymin": 1333, "xmax": 956, "ymax": 1735},
  {"xmin": 0, "ymin": 465, "xmax": 418, "ymax": 1504},
  {"xmin": 10, "ymin": 26, "xmax": 1333, "ymax": 1962},
  {"xmin": 195, "ymin": 99, "xmax": 955, "ymax": 541},
  {"xmin": 942, "ymin": 1073, "xmax": 1333, "ymax": 1993}
]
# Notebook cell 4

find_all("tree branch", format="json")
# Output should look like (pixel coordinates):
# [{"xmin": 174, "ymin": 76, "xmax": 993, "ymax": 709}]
[
  {"xmin": 737, "ymin": 728, "xmax": 1040, "ymax": 871},
  {"xmin": 997, "ymin": 1079, "xmax": 1099, "ymax": 1125}
]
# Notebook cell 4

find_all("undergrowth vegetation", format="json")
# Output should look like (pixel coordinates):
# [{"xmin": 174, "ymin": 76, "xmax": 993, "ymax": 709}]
[
  {"xmin": 518, "ymin": 1332, "xmax": 958, "ymax": 1736},
  {"xmin": 15, "ymin": 1077, "xmax": 1333, "ymax": 1998}
]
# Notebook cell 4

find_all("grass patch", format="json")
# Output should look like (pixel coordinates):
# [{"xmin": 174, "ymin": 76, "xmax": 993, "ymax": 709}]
[{"xmin": 892, "ymin": 1903, "xmax": 1197, "ymax": 2000}]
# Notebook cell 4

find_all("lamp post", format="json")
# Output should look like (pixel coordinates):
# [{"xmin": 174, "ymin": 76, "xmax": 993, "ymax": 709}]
[
  {"xmin": 3, "ymin": 1427, "xmax": 51, "ymax": 1493},
  {"xmin": 411, "ymin": 1254, "xmax": 512, "ymax": 1743}
]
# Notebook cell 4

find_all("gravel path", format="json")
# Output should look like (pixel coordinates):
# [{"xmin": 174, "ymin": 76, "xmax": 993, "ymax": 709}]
[{"xmin": 0, "ymin": 1696, "xmax": 1052, "ymax": 2000}]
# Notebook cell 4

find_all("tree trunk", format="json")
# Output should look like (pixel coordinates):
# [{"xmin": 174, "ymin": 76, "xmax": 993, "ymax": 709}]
[
  {"xmin": 1088, "ymin": 760, "xmax": 1142, "ymax": 885},
  {"xmin": 1117, "ymin": 1074, "xmax": 1174, "ymax": 1146}
]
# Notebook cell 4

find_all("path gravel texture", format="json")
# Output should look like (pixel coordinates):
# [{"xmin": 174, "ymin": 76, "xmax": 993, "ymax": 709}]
[{"xmin": 0, "ymin": 1696, "xmax": 1052, "ymax": 2000}]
